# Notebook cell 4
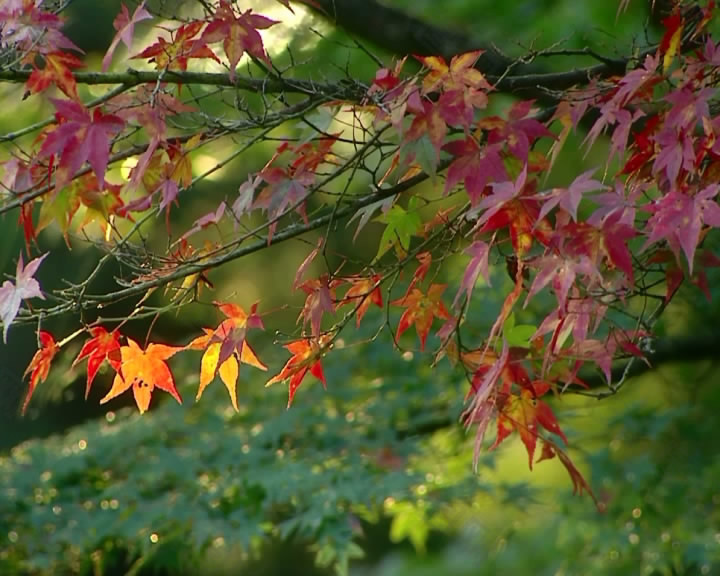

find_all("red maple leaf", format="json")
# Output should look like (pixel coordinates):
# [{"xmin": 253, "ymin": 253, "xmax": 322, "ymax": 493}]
[
  {"xmin": 72, "ymin": 327, "xmax": 122, "ymax": 398},
  {"xmin": 22, "ymin": 330, "xmax": 58, "ymax": 415},
  {"xmin": 391, "ymin": 283, "xmax": 450, "ymax": 350},
  {"xmin": 537, "ymin": 439, "xmax": 598, "ymax": 506},
  {"xmin": 266, "ymin": 336, "xmax": 330, "ymax": 407},
  {"xmin": 537, "ymin": 168, "xmax": 607, "ymax": 222},
  {"xmin": 470, "ymin": 167, "xmax": 552, "ymax": 256},
  {"xmin": 491, "ymin": 387, "xmax": 568, "ymax": 468},
  {"xmin": 443, "ymin": 138, "xmax": 507, "ymax": 202},
  {"xmin": 39, "ymin": 99, "xmax": 124, "ymax": 191},
  {"xmin": 133, "ymin": 21, "xmax": 220, "ymax": 71},
  {"xmin": 201, "ymin": 1, "xmax": 277, "ymax": 78}
]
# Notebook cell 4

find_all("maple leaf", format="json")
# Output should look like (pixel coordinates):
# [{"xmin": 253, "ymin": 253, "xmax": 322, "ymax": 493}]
[
  {"xmin": 525, "ymin": 253, "xmax": 598, "ymax": 311},
  {"xmin": 298, "ymin": 276, "xmax": 336, "ymax": 336},
  {"xmin": 21, "ymin": 331, "xmax": 58, "ymax": 415},
  {"xmin": 133, "ymin": 21, "xmax": 220, "ymax": 72},
  {"xmin": 266, "ymin": 336, "xmax": 330, "ymax": 407},
  {"xmin": 443, "ymin": 138, "xmax": 507, "ymax": 202},
  {"xmin": 403, "ymin": 101, "xmax": 447, "ymax": 166},
  {"xmin": 375, "ymin": 196, "xmax": 422, "ymax": 260},
  {"xmin": 340, "ymin": 275, "xmax": 383, "ymax": 327},
  {"xmin": 0, "ymin": 0, "xmax": 81, "ymax": 57},
  {"xmin": 491, "ymin": 387, "xmax": 568, "ymax": 468},
  {"xmin": 480, "ymin": 100, "xmax": 553, "ymax": 162},
  {"xmin": 0, "ymin": 252, "xmax": 46, "ymax": 343},
  {"xmin": 209, "ymin": 302, "xmax": 265, "ymax": 371},
  {"xmin": 391, "ymin": 283, "xmax": 450, "ymax": 350},
  {"xmin": 36, "ymin": 173, "xmax": 125, "ymax": 242},
  {"xmin": 293, "ymin": 237, "xmax": 324, "ymax": 290},
  {"xmin": 100, "ymin": 338, "xmax": 182, "ymax": 413},
  {"xmin": 39, "ymin": 99, "xmax": 124, "ymax": 191},
  {"xmin": 26, "ymin": 51, "xmax": 85, "ymax": 100},
  {"xmin": 102, "ymin": 1, "xmax": 152, "ymax": 71},
  {"xmin": 201, "ymin": 1, "xmax": 277, "ymax": 78},
  {"xmin": 255, "ymin": 138, "xmax": 337, "ymax": 243},
  {"xmin": 188, "ymin": 327, "xmax": 267, "ymax": 412},
  {"xmin": 72, "ymin": 327, "xmax": 122, "ymax": 399},
  {"xmin": 537, "ymin": 439, "xmax": 598, "ymax": 506},
  {"xmin": 179, "ymin": 202, "xmax": 226, "ymax": 240},
  {"xmin": 416, "ymin": 51, "xmax": 491, "ymax": 95},
  {"xmin": 469, "ymin": 167, "xmax": 552, "ymax": 256},
  {"xmin": 348, "ymin": 195, "xmax": 394, "ymax": 242},
  {"xmin": 453, "ymin": 241, "xmax": 490, "ymax": 310},
  {"xmin": 537, "ymin": 169, "xmax": 607, "ymax": 222},
  {"xmin": 643, "ymin": 184, "xmax": 720, "ymax": 274}
]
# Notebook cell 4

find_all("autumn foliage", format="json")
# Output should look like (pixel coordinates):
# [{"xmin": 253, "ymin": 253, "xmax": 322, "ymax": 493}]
[{"xmin": 1, "ymin": 0, "xmax": 719, "ymax": 505}]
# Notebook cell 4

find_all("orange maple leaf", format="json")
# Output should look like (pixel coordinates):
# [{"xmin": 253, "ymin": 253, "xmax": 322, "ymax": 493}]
[
  {"xmin": 416, "ymin": 50, "xmax": 491, "ymax": 95},
  {"xmin": 188, "ymin": 325, "xmax": 267, "ymax": 412},
  {"xmin": 26, "ymin": 51, "xmax": 85, "ymax": 100},
  {"xmin": 22, "ymin": 331, "xmax": 58, "ymax": 415},
  {"xmin": 391, "ymin": 283, "xmax": 450, "ymax": 350},
  {"xmin": 100, "ymin": 338, "xmax": 182, "ymax": 413},
  {"xmin": 72, "ymin": 326, "xmax": 122, "ymax": 398},
  {"xmin": 266, "ymin": 336, "xmax": 330, "ymax": 407},
  {"xmin": 341, "ymin": 275, "xmax": 383, "ymax": 327}
]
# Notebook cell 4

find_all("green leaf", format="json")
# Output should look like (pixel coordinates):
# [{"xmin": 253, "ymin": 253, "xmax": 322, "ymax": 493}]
[
  {"xmin": 374, "ymin": 196, "xmax": 422, "ymax": 261},
  {"xmin": 389, "ymin": 501, "xmax": 428, "ymax": 553},
  {"xmin": 505, "ymin": 324, "xmax": 537, "ymax": 348}
]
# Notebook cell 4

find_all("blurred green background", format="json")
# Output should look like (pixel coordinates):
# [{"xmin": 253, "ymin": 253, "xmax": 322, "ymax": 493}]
[{"xmin": 1, "ymin": 1, "xmax": 719, "ymax": 575}]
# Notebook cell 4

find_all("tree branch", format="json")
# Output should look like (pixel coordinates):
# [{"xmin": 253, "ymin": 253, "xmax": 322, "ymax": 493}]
[{"xmin": 0, "ymin": 68, "xmax": 364, "ymax": 98}]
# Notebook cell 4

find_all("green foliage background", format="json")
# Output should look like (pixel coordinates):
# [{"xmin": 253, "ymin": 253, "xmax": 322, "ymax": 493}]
[{"xmin": 1, "ymin": 1, "xmax": 720, "ymax": 575}]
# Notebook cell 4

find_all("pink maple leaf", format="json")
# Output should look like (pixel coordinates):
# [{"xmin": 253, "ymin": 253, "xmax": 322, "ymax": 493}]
[
  {"xmin": 102, "ymin": 1, "xmax": 153, "ymax": 72},
  {"xmin": 0, "ymin": 253, "xmax": 46, "ymax": 343},
  {"xmin": 538, "ymin": 168, "xmax": 607, "ymax": 222},
  {"xmin": 453, "ymin": 240, "xmax": 490, "ymax": 310},
  {"xmin": 664, "ymin": 86, "xmax": 712, "ymax": 132},
  {"xmin": 652, "ymin": 127, "xmax": 695, "ymax": 185},
  {"xmin": 643, "ymin": 184, "xmax": 720, "ymax": 274},
  {"xmin": 181, "ymin": 202, "xmax": 227, "ymax": 239}
]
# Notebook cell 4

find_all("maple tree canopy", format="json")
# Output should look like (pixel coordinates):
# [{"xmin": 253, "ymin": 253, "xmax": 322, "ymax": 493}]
[{"xmin": 2, "ymin": 2, "xmax": 720, "ymax": 565}]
